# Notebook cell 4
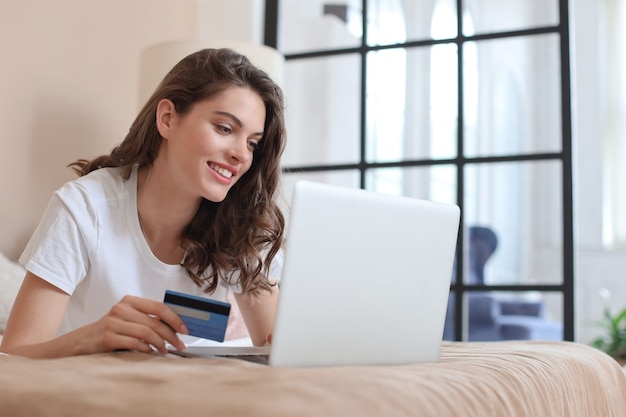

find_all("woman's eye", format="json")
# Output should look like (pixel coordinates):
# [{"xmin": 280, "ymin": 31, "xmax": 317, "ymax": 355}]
[
  {"xmin": 216, "ymin": 125, "xmax": 231, "ymax": 135},
  {"xmin": 248, "ymin": 141, "xmax": 260, "ymax": 151}
]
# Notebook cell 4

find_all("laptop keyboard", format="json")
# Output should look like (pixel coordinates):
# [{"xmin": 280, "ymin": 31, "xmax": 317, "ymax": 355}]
[{"xmin": 216, "ymin": 354, "xmax": 270, "ymax": 365}]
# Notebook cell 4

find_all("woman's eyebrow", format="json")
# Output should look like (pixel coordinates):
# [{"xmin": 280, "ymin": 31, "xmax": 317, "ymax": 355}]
[
  {"xmin": 214, "ymin": 111, "xmax": 264, "ymax": 136},
  {"xmin": 214, "ymin": 111, "xmax": 243, "ymax": 127}
]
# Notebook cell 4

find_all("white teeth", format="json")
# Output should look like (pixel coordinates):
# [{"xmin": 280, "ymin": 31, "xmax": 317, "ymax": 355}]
[{"xmin": 210, "ymin": 163, "xmax": 233, "ymax": 178}]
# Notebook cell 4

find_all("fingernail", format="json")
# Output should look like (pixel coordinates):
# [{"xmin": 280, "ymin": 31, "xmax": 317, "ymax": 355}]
[{"xmin": 180, "ymin": 324, "xmax": 188, "ymax": 334}]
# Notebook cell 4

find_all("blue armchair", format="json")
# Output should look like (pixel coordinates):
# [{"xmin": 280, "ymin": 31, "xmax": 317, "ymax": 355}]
[{"xmin": 443, "ymin": 226, "xmax": 562, "ymax": 341}]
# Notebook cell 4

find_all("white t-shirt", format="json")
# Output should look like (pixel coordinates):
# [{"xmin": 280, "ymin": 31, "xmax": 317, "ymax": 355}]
[{"xmin": 20, "ymin": 166, "xmax": 282, "ymax": 335}]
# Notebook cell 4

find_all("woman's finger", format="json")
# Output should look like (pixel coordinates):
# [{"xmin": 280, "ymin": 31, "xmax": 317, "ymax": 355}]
[
  {"xmin": 119, "ymin": 295, "xmax": 188, "ymax": 335},
  {"xmin": 107, "ymin": 297, "xmax": 187, "ymax": 351},
  {"xmin": 100, "ymin": 316, "xmax": 175, "ymax": 354}
]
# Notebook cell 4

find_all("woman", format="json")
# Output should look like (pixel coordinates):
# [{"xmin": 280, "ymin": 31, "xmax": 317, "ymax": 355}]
[{"xmin": 0, "ymin": 48, "xmax": 286, "ymax": 358}]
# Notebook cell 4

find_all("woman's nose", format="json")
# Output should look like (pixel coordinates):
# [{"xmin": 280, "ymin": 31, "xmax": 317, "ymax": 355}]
[{"xmin": 228, "ymin": 136, "xmax": 252, "ymax": 164}]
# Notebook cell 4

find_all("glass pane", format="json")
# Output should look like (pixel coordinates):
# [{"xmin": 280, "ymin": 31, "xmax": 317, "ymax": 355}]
[
  {"xmin": 367, "ymin": 45, "xmax": 458, "ymax": 163},
  {"xmin": 464, "ymin": 0, "xmax": 559, "ymax": 36},
  {"xmin": 366, "ymin": 0, "xmax": 407, "ymax": 45},
  {"xmin": 278, "ymin": 0, "xmax": 361, "ymax": 54},
  {"xmin": 365, "ymin": 165, "xmax": 457, "ymax": 205},
  {"xmin": 282, "ymin": 54, "xmax": 361, "ymax": 167},
  {"xmin": 464, "ymin": 34, "xmax": 562, "ymax": 157},
  {"xmin": 463, "ymin": 161, "xmax": 563, "ymax": 285},
  {"xmin": 443, "ymin": 292, "xmax": 456, "ymax": 341},
  {"xmin": 367, "ymin": 0, "xmax": 458, "ymax": 45},
  {"xmin": 466, "ymin": 291, "xmax": 563, "ymax": 341}
]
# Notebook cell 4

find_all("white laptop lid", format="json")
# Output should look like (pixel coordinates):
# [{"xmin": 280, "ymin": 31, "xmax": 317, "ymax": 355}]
[{"xmin": 269, "ymin": 180, "xmax": 460, "ymax": 367}]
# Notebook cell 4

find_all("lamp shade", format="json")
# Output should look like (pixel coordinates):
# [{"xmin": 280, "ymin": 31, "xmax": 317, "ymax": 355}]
[{"xmin": 138, "ymin": 40, "xmax": 284, "ymax": 107}]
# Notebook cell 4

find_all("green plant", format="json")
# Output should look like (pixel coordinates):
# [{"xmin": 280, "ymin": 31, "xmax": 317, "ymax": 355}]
[{"xmin": 591, "ymin": 307, "xmax": 626, "ymax": 365}]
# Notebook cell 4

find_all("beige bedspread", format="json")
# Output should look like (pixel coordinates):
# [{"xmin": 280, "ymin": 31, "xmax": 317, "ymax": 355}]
[{"xmin": 0, "ymin": 341, "xmax": 624, "ymax": 417}]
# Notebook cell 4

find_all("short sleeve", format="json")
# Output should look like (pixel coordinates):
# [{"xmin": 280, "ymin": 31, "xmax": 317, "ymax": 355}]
[{"xmin": 19, "ymin": 186, "xmax": 94, "ymax": 295}]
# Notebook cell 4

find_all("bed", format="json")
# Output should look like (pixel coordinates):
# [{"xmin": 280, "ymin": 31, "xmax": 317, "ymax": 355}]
[
  {"xmin": 0, "ymin": 340, "xmax": 624, "ymax": 417},
  {"xmin": 1, "ymin": 253, "xmax": 625, "ymax": 416}
]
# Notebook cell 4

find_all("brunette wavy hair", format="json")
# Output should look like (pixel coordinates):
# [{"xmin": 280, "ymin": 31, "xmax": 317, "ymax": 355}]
[{"xmin": 69, "ymin": 48, "xmax": 286, "ymax": 296}]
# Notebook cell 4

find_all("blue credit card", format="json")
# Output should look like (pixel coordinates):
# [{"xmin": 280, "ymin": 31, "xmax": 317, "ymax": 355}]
[{"xmin": 164, "ymin": 290, "xmax": 231, "ymax": 342}]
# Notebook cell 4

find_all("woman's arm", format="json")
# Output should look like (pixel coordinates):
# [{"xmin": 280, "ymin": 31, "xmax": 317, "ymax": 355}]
[
  {"xmin": 234, "ymin": 285, "xmax": 279, "ymax": 346},
  {"xmin": 1, "ymin": 272, "xmax": 70, "ymax": 356},
  {"xmin": 0, "ymin": 272, "xmax": 189, "ymax": 358}
]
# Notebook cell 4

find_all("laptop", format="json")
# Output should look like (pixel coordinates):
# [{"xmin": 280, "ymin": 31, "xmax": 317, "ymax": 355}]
[{"xmin": 175, "ymin": 180, "xmax": 460, "ymax": 367}]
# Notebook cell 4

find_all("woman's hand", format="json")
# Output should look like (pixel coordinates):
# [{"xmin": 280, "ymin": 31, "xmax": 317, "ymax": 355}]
[
  {"xmin": 234, "ymin": 285, "xmax": 279, "ymax": 347},
  {"xmin": 77, "ymin": 295, "xmax": 189, "ymax": 355}
]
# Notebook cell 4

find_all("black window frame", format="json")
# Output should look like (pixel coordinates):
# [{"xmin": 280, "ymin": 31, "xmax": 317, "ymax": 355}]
[{"xmin": 264, "ymin": 0, "xmax": 574, "ymax": 341}]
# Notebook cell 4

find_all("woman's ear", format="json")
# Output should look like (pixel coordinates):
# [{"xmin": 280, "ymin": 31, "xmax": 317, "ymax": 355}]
[{"xmin": 155, "ymin": 99, "xmax": 176, "ymax": 139}]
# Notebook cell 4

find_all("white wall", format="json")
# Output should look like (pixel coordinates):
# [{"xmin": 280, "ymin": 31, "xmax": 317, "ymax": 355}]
[
  {"xmin": 0, "ymin": 0, "xmax": 196, "ymax": 259},
  {"xmin": 0, "ymin": 0, "xmax": 267, "ymax": 262}
]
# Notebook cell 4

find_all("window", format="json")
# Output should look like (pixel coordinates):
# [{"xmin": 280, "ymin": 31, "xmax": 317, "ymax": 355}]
[{"xmin": 266, "ymin": 0, "xmax": 573, "ymax": 341}]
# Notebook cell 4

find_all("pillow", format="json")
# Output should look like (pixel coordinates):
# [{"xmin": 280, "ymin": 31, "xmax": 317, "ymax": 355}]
[{"xmin": 0, "ymin": 253, "xmax": 26, "ymax": 330}]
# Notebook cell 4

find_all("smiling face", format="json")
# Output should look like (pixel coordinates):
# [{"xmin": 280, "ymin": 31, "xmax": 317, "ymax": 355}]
[{"xmin": 156, "ymin": 86, "xmax": 266, "ymax": 203}]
